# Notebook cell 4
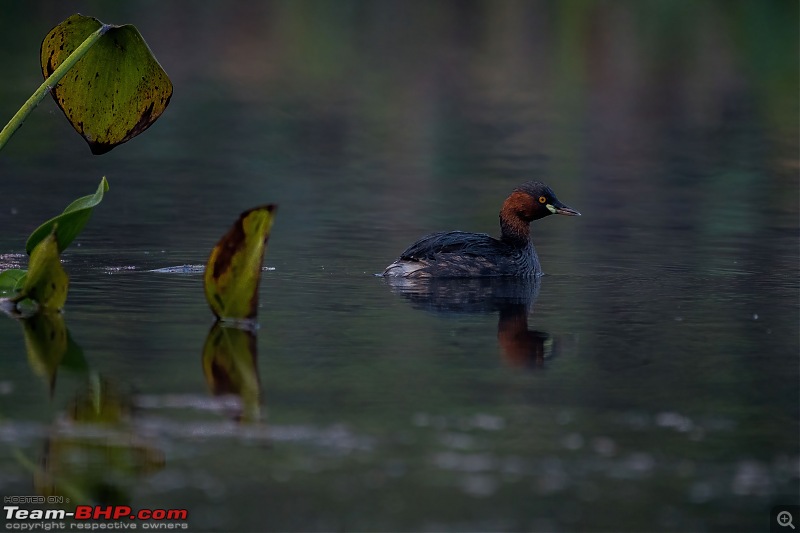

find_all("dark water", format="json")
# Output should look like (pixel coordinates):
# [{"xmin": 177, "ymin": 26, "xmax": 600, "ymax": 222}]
[{"xmin": 0, "ymin": 2, "xmax": 798, "ymax": 532}]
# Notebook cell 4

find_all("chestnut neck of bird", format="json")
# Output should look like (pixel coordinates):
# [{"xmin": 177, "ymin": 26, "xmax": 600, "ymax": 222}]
[{"xmin": 499, "ymin": 194, "xmax": 533, "ymax": 247}]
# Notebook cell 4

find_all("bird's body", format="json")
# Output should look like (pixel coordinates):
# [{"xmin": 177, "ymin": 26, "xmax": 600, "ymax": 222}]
[
  {"xmin": 383, "ymin": 231, "xmax": 539, "ymax": 278},
  {"xmin": 382, "ymin": 181, "xmax": 579, "ymax": 278}
]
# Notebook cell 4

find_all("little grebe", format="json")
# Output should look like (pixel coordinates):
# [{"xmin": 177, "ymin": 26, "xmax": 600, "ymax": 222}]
[{"xmin": 383, "ymin": 181, "xmax": 580, "ymax": 278}]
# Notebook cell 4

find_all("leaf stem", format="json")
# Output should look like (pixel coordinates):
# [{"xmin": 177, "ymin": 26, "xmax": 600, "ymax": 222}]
[{"xmin": 0, "ymin": 24, "xmax": 110, "ymax": 153}]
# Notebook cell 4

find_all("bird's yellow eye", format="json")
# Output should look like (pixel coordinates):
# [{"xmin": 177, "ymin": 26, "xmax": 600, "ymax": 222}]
[{"xmin": 538, "ymin": 196, "xmax": 547, "ymax": 204}]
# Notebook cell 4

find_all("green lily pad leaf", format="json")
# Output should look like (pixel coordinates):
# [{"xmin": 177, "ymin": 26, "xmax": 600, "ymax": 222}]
[
  {"xmin": 0, "ymin": 268, "xmax": 27, "ymax": 298},
  {"xmin": 26, "ymin": 176, "xmax": 108, "ymax": 254},
  {"xmin": 204, "ymin": 205, "xmax": 277, "ymax": 320},
  {"xmin": 15, "ymin": 231, "xmax": 69, "ymax": 311},
  {"xmin": 41, "ymin": 13, "xmax": 173, "ymax": 155}
]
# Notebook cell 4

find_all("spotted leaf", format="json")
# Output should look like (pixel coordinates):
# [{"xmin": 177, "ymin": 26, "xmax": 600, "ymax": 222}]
[
  {"xmin": 204, "ymin": 205, "xmax": 276, "ymax": 320},
  {"xmin": 15, "ymin": 230, "xmax": 69, "ymax": 311},
  {"xmin": 41, "ymin": 14, "xmax": 172, "ymax": 155}
]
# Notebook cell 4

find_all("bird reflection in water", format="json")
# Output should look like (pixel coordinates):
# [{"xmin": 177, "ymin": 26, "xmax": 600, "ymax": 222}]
[
  {"xmin": 385, "ymin": 276, "xmax": 569, "ymax": 369},
  {"xmin": 496, "ymin": 302, "xmax": 553, "ymax": 368}
]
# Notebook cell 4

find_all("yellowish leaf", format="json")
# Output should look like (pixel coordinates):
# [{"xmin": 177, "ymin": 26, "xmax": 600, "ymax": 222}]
[
  {"xmin": 17, "ymin": 231, "xmax": 69, "ymax": 310},
  {"xmin": 204, "ymin": 205, "xmax": 276, "ymax": 320}
]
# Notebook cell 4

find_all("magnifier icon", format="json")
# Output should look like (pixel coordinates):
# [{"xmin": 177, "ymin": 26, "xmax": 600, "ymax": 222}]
[{"xmin": 778, "ymin": 511, "xmax": 795, "ymax": 529}]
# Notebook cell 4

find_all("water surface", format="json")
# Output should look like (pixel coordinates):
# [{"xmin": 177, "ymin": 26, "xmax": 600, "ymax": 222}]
[{"xmin": 0, "ymin": 2, "xmax": 797, "ymax": 532}]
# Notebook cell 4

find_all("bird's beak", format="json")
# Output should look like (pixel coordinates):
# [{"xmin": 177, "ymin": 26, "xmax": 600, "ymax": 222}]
[{"xmin": 546, "ymin": 201, "xmax": 581, "ymax": 216}]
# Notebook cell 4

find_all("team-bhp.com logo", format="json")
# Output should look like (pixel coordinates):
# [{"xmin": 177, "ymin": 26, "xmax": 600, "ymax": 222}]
[
  {"xmin": 5, "ymin": 505, "xmax": 189, "ymax": 529},
  {"xmin": 73, "ymin": 507, "xmax": 187, "ymax": 521}
]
